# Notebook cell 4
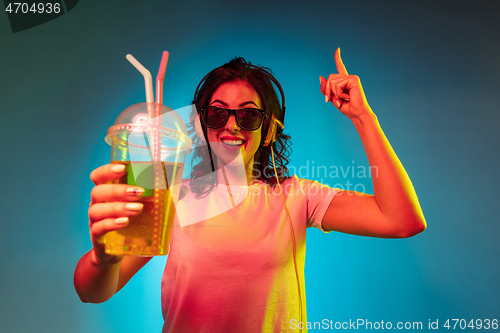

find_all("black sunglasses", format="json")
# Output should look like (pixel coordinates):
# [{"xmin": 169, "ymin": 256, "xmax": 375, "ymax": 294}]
[{"xmin": 200, "ymin": 106, "xmax": 267, "ymax": 131}]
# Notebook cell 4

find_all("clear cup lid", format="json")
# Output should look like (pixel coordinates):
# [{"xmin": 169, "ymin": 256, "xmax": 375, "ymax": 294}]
[{"xmin": 105, "ymin": 103, "xmax": 192, "ymax": 157}]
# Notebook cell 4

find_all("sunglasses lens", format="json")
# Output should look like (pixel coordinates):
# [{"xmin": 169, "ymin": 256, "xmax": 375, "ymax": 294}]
[
  {"xmin": 204, "ymin": 107, "xmax": 227, "ymax": 128},
  {"xmin": 236, "ymin": 109, "xmax": 264, "ymax": 130}
]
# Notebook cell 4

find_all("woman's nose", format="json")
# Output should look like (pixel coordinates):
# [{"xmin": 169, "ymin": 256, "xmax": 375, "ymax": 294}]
[{"xmin": 225, "ymin": 115, "xmax": 240, "ymax": 131}]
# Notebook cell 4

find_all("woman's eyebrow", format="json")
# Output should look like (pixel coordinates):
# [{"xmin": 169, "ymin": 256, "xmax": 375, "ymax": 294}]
[
  {"xmin": 239, "ymin": 101, "xmax": 259, "ymax": 108},
  {"xmin": 210, "ymin": 99, "xmax": 228, "ymax": 106}
]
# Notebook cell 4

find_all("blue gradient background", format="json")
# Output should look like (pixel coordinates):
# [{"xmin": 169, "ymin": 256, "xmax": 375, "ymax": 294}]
[{"xmin": 1, "ymin": 0, "xmax": 499, "ymax": 331}]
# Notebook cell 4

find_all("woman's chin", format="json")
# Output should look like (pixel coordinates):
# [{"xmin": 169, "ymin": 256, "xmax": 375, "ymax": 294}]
[{"xmin": 220, "ymin": 152, "xmax": 245, "ymax": 167}]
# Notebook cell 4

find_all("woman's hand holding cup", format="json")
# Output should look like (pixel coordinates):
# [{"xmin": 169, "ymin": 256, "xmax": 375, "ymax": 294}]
[{"xmin": 88, "ymin": 164, "xmax": 144, "ymax": 264}]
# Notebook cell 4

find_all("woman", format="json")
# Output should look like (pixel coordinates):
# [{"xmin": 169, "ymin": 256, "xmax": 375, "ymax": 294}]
[{"xmin": 74, "ymin": 49, "xmax": 426, "ymax": 332}]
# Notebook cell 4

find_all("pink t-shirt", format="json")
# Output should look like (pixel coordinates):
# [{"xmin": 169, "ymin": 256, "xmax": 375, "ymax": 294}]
[{"xmin": 161, "ymin": 176, "xmax": 339, "ymax": 332}]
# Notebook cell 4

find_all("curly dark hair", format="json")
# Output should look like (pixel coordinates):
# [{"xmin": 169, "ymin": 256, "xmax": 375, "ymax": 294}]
[{"xmin": 188, "ymin": 57, "xmax": 292, "ymax": 197}]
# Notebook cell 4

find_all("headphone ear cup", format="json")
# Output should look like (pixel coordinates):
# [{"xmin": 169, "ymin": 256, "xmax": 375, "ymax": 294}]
[
  {"xmin": 263, "ymin": 114, "xmax": 284, "ymax": 147},
  {"xmin": 263, "ymin": 116, "xmax": 277, "ymax": 147},
  {"xmin": 194, "ymin": 114, "xmax": 206, "ymax": 142}
]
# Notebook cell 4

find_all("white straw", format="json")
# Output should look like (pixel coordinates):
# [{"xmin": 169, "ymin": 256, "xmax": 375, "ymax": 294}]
[
  {"xmin": 126, "ymin": 54, "xmax": 157, "ymax": 160},
  {"xmin": 126, "ymin": 54, "xmax": 154, "ymax": 104}
]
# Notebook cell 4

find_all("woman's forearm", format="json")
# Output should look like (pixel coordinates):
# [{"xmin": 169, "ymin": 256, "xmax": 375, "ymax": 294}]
[{"xmin": 74, "ymin": 249, "xmax": 122, "ymax": 303}]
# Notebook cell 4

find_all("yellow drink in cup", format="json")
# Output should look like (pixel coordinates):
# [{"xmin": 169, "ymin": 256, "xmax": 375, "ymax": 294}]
[{"xmin": 105, "ymin": 161, "xmax": 184, "ymax": 256}]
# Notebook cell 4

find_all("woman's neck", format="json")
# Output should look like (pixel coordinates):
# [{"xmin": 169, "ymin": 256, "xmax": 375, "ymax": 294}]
[{"xmin": 216, "ymin": 157, "xmax": 255, "ymax": 186}]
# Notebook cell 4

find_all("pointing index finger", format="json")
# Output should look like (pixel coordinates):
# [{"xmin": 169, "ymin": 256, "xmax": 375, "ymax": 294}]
[{"xmin": 335, "ymin": 48, "xmax": 349, "ymax": 75}]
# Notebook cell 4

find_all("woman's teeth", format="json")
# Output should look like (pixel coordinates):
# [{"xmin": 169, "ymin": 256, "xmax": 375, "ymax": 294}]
[{"xmin": 221, "ymin": 139, "xmax": 244, "ymax": 146}]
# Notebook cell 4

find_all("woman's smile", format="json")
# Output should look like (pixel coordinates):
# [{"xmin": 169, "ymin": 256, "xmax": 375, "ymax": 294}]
[{"xmin": 220, "ymin": 135, "xmax": 246, "ymax": 151}]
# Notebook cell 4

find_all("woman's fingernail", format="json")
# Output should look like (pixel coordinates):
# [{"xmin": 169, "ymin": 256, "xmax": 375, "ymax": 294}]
[
  {"xmin": 336, "ymin": 99, "xmax": 341, "ymax": 108},
  {"xmin": 111, "ymin": 164, "xmax": 125, "ymax": 173},
  {"xmin": 115, "ymin": 217, "xmax": 129, "ymax": 225},
  {"xmin": 125, "ymin": 203, "xmax": 143, "ymax": 211},
  {"xmin": 325, "ymin": 95, "xmax": 329, "ymax": 103},
  {"xmin": 126, "ymin": 187, "xmax": 145, "ymax": 196}
]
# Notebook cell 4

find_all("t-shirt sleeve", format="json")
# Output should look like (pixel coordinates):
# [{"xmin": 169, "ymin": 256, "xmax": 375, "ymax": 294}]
[{"xmin": 295, "ymin": 176, "xmax": 340, "ymax": 232}]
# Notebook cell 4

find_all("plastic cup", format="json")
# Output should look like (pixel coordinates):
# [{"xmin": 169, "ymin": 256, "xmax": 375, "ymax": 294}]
[{"xmin": 104, "ymin": 103, "xmax": 192, "ymax": 256}]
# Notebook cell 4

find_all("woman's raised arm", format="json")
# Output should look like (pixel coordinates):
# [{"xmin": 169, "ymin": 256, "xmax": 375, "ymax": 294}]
[{"xmin": 319, "ymin": 49, "xmax": 426, "ymax": 238}]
